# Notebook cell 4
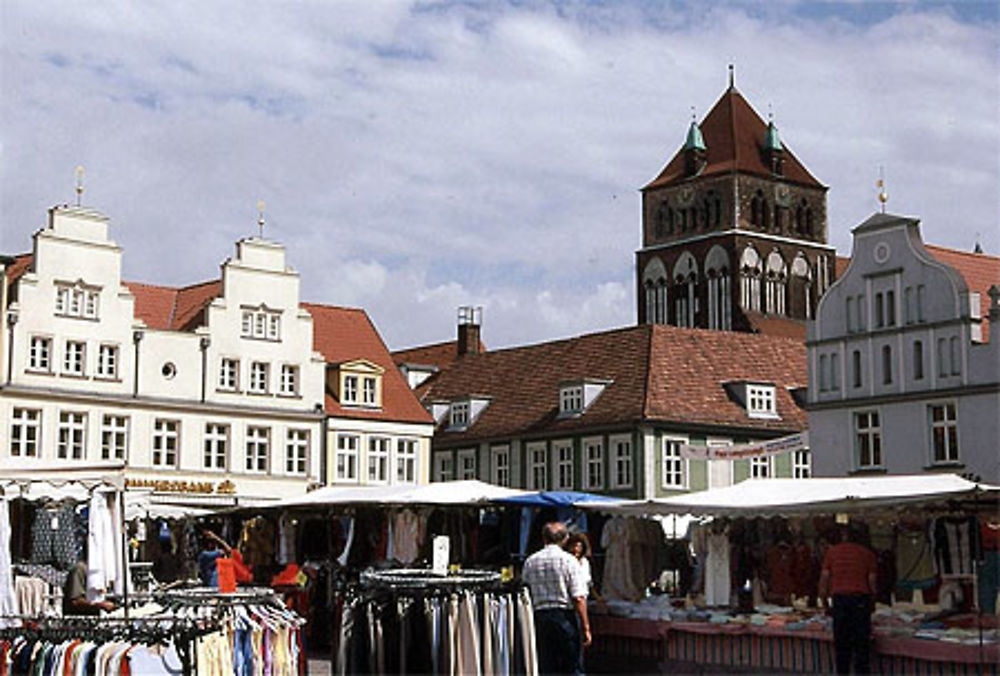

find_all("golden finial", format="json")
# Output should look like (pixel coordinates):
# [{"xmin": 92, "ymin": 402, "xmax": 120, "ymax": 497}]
[
  {"xmin": 876, "ymin": 166, "xmax": 888, "ymax": 213},
  {"xmin": 256, "ymin": 199, "xmax": 266, "ymax": 238},
  {"xmin": 74, "ymin": 165, "xmax": 85, "ymax": 206}
]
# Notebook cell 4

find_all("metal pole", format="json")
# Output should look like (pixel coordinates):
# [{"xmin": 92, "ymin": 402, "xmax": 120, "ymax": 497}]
[{"xmin": 120, "ymin": 486, "xmax": 129, "ymax": 621}]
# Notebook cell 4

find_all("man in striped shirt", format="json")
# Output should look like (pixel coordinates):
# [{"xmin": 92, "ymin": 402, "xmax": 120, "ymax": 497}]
[{"xmin": 522, "ymin": 522, "xmax": 591, "ymax": 675}]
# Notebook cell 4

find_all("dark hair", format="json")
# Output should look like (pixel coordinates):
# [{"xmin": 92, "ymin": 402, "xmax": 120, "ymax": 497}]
[
  {"xmin": 541, "ymin": 521, "xmax": 569, "ymax": 546},
  {"xmin": 565, "ymin": 532, "xmax": 591, "ymax": 557}
]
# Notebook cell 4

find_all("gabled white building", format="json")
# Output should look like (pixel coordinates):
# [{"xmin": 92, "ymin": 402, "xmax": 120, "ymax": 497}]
[{"xmin": 1, "ymin": 203, "xmax": 411, "ymax": 506}]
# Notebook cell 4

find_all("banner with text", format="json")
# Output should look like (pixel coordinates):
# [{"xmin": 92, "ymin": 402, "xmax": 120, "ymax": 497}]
[{"xmin": 678, "ymin": 432, "xmax": 809, "ymax": 461}]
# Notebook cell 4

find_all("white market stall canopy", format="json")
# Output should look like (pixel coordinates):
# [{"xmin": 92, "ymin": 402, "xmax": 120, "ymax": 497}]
[
  {"xmin": 580, "ymin": 474, "xmax": 1000, "ymax": 518},
  {"xmin": 264, "ymin": 480, "xmax": 529, "ymax": 510},
  {"xmin": 0, "ymin": 462, "xmax": 126, "ymax": 500}
]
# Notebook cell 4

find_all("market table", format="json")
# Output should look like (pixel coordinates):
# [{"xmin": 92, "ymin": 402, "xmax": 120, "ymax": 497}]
[{"xmin": 590, "ymin": 614, "xmax": 1000, "ymax": 674}]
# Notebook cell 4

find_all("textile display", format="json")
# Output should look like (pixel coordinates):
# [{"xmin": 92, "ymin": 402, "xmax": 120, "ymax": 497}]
[
  {"xmin": 0, "ymin": 500, "xmax": 17, "ymax": 628},
  {"xmin": 86, "ymin": 491, "xmax": 125, "ymax": 602},
  {"xmin": 0, "ymin": 637, "xmax": 184, "ymax": 675},
  {"xmin": 29, "ymin": 502, "xmax": 80, "ymax": 569}
]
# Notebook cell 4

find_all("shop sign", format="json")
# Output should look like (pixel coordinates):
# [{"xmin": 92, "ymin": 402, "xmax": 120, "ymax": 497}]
[{"xmin": 678, "ymin": 432, "xmax": 809, "ymax": 460}]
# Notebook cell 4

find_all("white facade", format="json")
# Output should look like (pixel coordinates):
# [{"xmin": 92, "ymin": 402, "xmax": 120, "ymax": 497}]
[
  {"xmin": 0, "ymin": 205, "xmax": 332, "ymax": 503},
  {"xmin": 807, "ymin": 213, "xmax": 1000, "ymax": 483}
]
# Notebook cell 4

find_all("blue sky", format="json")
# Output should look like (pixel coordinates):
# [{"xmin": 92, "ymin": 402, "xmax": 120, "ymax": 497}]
[{"xmin": 1, "ymin": 1, "xmax": 997, "ymax": 349}]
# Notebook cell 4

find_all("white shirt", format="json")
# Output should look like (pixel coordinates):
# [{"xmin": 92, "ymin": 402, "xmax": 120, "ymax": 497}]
[{"xmin": 522, "ymin": 544, "xmax": 588, "ymax": 610}]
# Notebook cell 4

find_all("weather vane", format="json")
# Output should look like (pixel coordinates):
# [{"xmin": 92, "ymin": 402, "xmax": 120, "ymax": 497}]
[
  {"xmin": 876, "ymin": 166, "xmax": 888, "ymax": 213},
  {"xmin": 690, "ymin": 106, "xmax": 696, "ymax": 122},
  {"xmin": 256, "ymin": 199, "xmax": 267, "ymax": 238},
  {"xmin": 75, "ymin": 166, "xmax": 85, "ymax": 206},
  {"xmin": 728, "ymin": 63, "xmax": 735, "ymax": 88}
]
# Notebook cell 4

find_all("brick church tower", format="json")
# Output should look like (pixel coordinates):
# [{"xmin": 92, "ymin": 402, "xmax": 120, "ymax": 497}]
[{"xmin": 637, "ymin": 74, "xmax": 836, "ymax": 337}]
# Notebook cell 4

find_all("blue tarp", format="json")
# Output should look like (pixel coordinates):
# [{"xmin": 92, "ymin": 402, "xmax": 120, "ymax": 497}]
[{"xmin": 492, "ymin": 490, "xmax": 621, "ymax": 507}]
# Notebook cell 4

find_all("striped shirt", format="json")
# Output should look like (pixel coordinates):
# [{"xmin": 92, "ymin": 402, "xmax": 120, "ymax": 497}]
[
  {"xmin": 522, "ymin": 544, "xmax": 588, "ymax": 610},
  {"xmin": 822, "ymin": 542, "xmax": 877, "ymax": 595}
]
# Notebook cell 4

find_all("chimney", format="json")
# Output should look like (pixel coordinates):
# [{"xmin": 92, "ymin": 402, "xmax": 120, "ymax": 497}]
[{"xmin": 457, "ymin": 306, "xmax": 482, "ymax": 356}]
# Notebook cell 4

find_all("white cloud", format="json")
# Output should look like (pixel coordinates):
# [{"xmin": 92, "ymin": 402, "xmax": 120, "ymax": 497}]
[{"xmin": 1, "ymin": 1, "xmax": 996, "ymax": 350}]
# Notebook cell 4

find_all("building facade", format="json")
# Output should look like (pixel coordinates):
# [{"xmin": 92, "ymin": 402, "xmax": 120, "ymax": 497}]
[
  {"xmin": 1, "ymin": 203, "xmax": 433, "ymax": 506},
  {"xmin": 807, "ymin": 212, "xmax": 1000, "ymax": 483},
  {"xmin": 400, "ymin": 321, "xmax": 810, "ymax": 499},
  {"xmin": 637, "ymin": 81, "xmax": 836, "ymax": 336}
]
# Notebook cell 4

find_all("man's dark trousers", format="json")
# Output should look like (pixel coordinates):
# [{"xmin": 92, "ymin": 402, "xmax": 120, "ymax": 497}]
[
  {"xmin": 534, "ymin": 608, "xmax": 583, "ymax": 675},
  {"xmin": 832, "ymin": 594, "xmax": 872, "ymax": 674}
]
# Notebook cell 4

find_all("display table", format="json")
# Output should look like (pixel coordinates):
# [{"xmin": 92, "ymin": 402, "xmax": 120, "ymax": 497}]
[{"xmin": 590, "ymin": 614, "xmax": 1000, "ymax": 674}]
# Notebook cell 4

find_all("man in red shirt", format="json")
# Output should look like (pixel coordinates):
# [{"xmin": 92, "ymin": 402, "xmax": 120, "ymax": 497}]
[{"xmin": 819, "ymin": 524, "xmax": 878, "ymax": 674}]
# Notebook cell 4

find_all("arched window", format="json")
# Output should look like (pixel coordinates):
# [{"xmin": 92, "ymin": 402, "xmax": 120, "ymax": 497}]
[
  {"xmin": 805, "ymin": 208, "xmax": 814, "ymax": 236},
  {"xmin": 654, "ymin": 201, "xmax": 669, "ymax": 238},
  {"xmin": 764, "ymin": 250, "xmax": 787, "ymax": 315},
  {"xmin": 790, "ymin": 253, "xmax": 812, "ymax": 319},
  {"xmin": 750, "ymin": 190, "xmax": 764, "ymax": 228},
  {"xmin": 642, "ymin": 259, "xmax": 668, "ymax": 325},
  {"xmin": 795, "ymin": 201, "xmax": 806, "ymax": 234},
  {"xmin": 704, "ymin": 246, "xmax": 731, "ymax": 330},
  {"xmin": 882, "ymin": 345, "xmax": 893, "ymax": 385},
  {"xmin": 672, "ymin": 252, "xmax": 699, "ymax": 328},
  {"xmin": 740, "ymin": 245, "xmax": 762, "ymax": 312}
]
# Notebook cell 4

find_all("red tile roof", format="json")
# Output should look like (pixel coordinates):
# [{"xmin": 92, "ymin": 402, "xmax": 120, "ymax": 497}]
[
  {"xmin": 925, "ymin": 244, "xmax": 999, "ymax": 341},
  {"xmin": 3, "ymin": 253, "xmax": 32, "ymax": 285},
  {"xmin": 124, "ymin": 280, "xmax": 222, "ymax": 331},
  {"xmin": 745, "ymin": 313, "xmax": 807, "ymax": 341},
  {"xmin": 835, "ymin": 256, "xmax": 850, "ymax": 279},
  {"xmin": 304, "ymin": 302, "xmax": 433, "ymax": 425},
  {"xmin": 644, "ymin": 87, "xmax": 824, "ymax": 191},
  {"xmin": 393, "ymin": 340, "xmax": 467, "ymax": 371},
  {"xmin": 421, "ymin": 324, "xmax": 806, "ymax": 446}
]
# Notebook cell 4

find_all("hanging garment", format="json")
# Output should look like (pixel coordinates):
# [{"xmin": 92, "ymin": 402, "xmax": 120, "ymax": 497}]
[
  {"xmin": 277, "ymin": 514, "xmax": 297, "ymax": 565},
  {"xmin": 481, "ymin": 594, "xmax": 494, "ymax": 676},
  {"xmin": 336, "ymin": 517, "xmax": 354, "ymax": 567},
  {"xmin": 455, "ymin": 592, "xmax": 481, "ymax": 676},
  {"xmin": 934, "ymin": 516, "xmax": 981, "ymax": 576},
  {"xmin": 86, "ymin": 491, "xmax": 120, "ymax": 602},
  {"xmin": 30, "ymin": 503, "xmax": 80, "ymax": 569},
  {"xmin": 601, "ymin": 517, "xmax": 639, "ymax": 600},
  {"xmin": 896, "ymin": 526, "xmax": 936, "ymax": 587},
  {"xmin": 517, "ymin": 588, "xmax": 539, "ymax": 676},
  {"xmin": 705, "ymin": 531, "xmax": 732, "ymax": 607},
  {"xmin": 392, "ymin": 509, "xmax": 425, "ymax": 565},
  {"xmin": 0, "ymin": 499, "xmax": 17, "ymax": 627}
]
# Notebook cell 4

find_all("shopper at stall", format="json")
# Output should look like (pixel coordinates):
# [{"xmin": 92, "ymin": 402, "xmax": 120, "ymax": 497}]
[
  {"xmin": 197, "ymin": 529, "xmax": 232, "ymax": 587},
  {"xmin": 818, "ymin": 524, "xmax": 878, "ymax": 675},
  {"xmin": 63, "ymin": 552, "xmax": 115, "ymax": 616},
  {"xmin": 523, "ymin": 521, "xmax": 591, "ymax": 675},
  {"xmin": 565, "ymin": 533, "xmax": 602, "ymax": 603}
]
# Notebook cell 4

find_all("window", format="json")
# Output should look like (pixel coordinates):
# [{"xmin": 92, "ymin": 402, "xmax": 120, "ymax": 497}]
[
  {"xmin": 747, "ymin": 385, "xmax": 777, "ymax": 417},
  {"xmin": 286, "ymin": 429, "xmax": 309, "ymax": 475},
  {"xmin": 527, "ymin": 443, "xmax": 547, "ymax": 490},
  {"xmin": 10, "ymin": 408, "xmax": 40, "ymax": 457},
  {"xmin": 661, "ymin": 438, "xmax": 687, "ymax": 489},
  {"xmin": 63, "ymin": 340, "xmax": 86, "ymax": 376},
  {"xmin": 938, "ymin": 338, "xmax": 949, "ymax": 377},
  {"xmin": 241, "ymin": 308, "xmax": 281, "ymax": 341},
  {"xmin": 611, "ymin": 436, "xmax": 633, "ymax": 489},
  {"xmin": 749, "ymin": 456, "xmax": 771, "ymax": 479},
  {"xmin": 28, "ymin": 336, "xmax": 52, "ymax": 372},
  {"xmin": 855, "ymin": 294, "xmax": 866, "ymax": 330},
  {"xmin": 362, "ymin": 377, "xmax": 377, "ymax": 406},
  {"xmin": 852, "ymin": 350, "xmax": 863, "ymax": 388},
  {"xmin": 929, "ymin": 403, "xmax": 959, "ymax": 464},
  {"xmin": 491, "ymin": 446, "xmax": 510, "ymax": 486},
  {"xmin": 457, "ymin": 449, "xmax": 477, "ymax": 480},
  {"xmin": 793, "ymin": 449, "xmax": 811, "ymax": 478},
  {"xmin": 913, "ymin": 341, "xmax": 924, "ymax": 380},
  {"xmin": 450, "ymin": 401, "xmax": 469, "ymax": 428},
  {"xmin": 830, "ymin": 354, "xmax": 840, "ymax": 391},
  {"xmin": 905, "ymin": 287, "xmax": 914, "ymax": 325},
  {"xmin": 553, "ymin": 442, "xmax": 574, "ymax": 490},
  {"xmin": 886, "ymin": 290, "xmax": 896, "ymax": 326},
  {"xmin": 279, "ymin": 365, "xmax": 299, "ymax": 396},
  {"xmin": 854, "ymin": 411, "xmax": 882, "ymax": 469},
  {"xmin": 560, "ymin": 386, "xmax": 584, "ymax": 414},
  {"xmin": 396, "ymin": 439, "xmax": 417, "ymax": 484},
  {"xmin": 152, "ymin": 419, "xmax": 179, "ymax": 467},
  {"xmin": 875, "ymin": 292, "xmax": 884, "ymax": 328},
  {"xmin": 336, "ymin": 434, "xmax": 359, "ymax": 481},
  {"xmin": 57, "ymin": 412, "xmax": 87, "ymax": 459},
  {"xmin": 96, "ymin": 344, "xmax": 119, "ymax": 379},
  {"xmin": 583, "ymin": 438, "xmax": 604, "ymax": 490},
  {"xmin": 219, "ymin": 358, "xmax": 239, "ymax": 391},
  {"xmin": 881, "ymin": 345, "xmax": 893, "ymax": 385},
  {"xmin": 249, "ymin": 361, "xmax": 269, "ymax": 394},
  {"xmin": 204, "ymin": 423, "xmax": 228, "ymax": 470},
  {"xmin": 100, "ymin": 415, "xmax": 128, "ymax": 460},
  {"xmin": 949, "ymin": 337, "xmax": 960, "ymax": 376},
  {"xmin": 819, "ymin": 355, "xmax": 828, "ymax": 391},
  {"xmin": 342, "ymin": 375, "xmax": 358, "ymax": 404},
  {"xmin": 245, "ymin": 426, "xmax": 269, "ymax": 473},
  {"xmin": 55, "ymin": 283, "xmax": 99, "ymax": 319},
  {"xmin": 434, "ymin": 453, "xmax": 454, "ymax": 482},
  {"xmin": 917, "ymin": 285, "xmax": 926, "ymax": 322},
  {"xmin": 368, "ymin": 437, "xmax": 390, "ymax": 483}
]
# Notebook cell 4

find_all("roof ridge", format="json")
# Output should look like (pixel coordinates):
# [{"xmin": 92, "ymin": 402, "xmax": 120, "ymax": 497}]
[{"xmin": 925, "ymin": 243, "xmax": 1000, "ymax": 262}]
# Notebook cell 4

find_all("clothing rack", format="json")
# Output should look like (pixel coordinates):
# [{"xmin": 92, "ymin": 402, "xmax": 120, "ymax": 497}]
[{"xmin": 360, "ymin": 567, "xmax": 503, "ymax": 593}]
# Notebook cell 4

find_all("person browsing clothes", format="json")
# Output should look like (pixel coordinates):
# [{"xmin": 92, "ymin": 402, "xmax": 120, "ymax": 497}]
[
  {"xmin": 64, "ymin": 550, "xmax": 115, "ymax": 616},
  {"xmin": 197, "ymin": 529, "xmax": 233, "ymax": 587},
  {"xmin": 565, "ymin": 532, "xmax": 603, "ymax": 603},
  {"xmin": 818, "ymin": 524, "xmax": 878, "ymax": 675},
  {"xmin": 522, "ymin": 522, "xmax": 591, "ymax": 675}
]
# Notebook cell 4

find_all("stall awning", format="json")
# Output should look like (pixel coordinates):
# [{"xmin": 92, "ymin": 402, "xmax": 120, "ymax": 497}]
[
  {"xmin": 259, "ymin": 480, "xmax": 528, "ymax": 510},
  {"xmin": 578, "ymin": 474, "xmax": 1000, "ymax": 517},
  {"xmin": 493, "ymin": 490, "xmax": 622, "ymax": 507},
  {"xmin": 0, "ymin": 462, "xmax": 127, "ymax": 500}
]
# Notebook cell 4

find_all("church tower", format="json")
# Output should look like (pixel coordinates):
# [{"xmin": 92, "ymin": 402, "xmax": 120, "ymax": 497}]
[{"xmin": 637, "ymin": 74, "xmax": 835, "ymax": 336}]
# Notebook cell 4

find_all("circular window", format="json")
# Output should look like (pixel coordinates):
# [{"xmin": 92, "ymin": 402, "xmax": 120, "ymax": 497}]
[
  {"xmin": 873, "ymin": 242, "xmax": 891, "ymax": 264},
  {"xmin": 161, "ymin": 362, "xmax": 177, "ymax": 379}
]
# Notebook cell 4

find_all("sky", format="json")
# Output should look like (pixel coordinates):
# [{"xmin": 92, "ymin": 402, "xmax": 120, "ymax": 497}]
[{"xmin": 1, "ymin": 1, "xmax": 997, "ymax": 351}]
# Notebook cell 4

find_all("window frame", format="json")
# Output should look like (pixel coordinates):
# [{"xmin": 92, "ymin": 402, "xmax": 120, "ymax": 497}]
[
  {"xmin": 279, "ymin": 364, "xmax": 299, "ymax": 396},
  {"xmin": 218, "ymin": 358, "xmax": 240, "ymax": 391},
  {"xmin": 152, "ymin": 419, "xmax": 180, "ymax": 468},
  {"xmin": 526, "ymin": 442, "xmax": 548, "ymax": 490},
  {"xmin": 928, "ymin": 402, "xmax": 959, "ymax": 465},
  {"xmin": 335, "ymin": 433, "xmax": 360, "ymax": 482},
  {"xmin": 491, "ymin": 445, "xmax": 511, "ymax": 487},
  {"xmin": 245, "ymin": 425, "xmax": 270, "ymax": 474},
  {"xmin": 10, "ymin": 408, "xmax": 41, "ymax": 458},
  {"xmin": 792, "ymin": 449, "xmax": 811, "ymax": 478},
  {"xmin": 552, "ymin": 441, "xmax": 574, "ymax": 490},
  {"xmin": 449, "ymin": 401, "xmax": 470, "ymax": 428},
  {"xmin": 582, "ymin": 437, "xmax": 604, "ymax": 491},
  {"xmin": 434, "ymin": 452, "xmax": 454, "ymax": 482},
  {"xmin": 204, "ymin": 423, "xmax": 229, "ymax": 471},
  {"xmin": 285, "ymin": 428, "xmax": 309, "ymax": 475},
  {"xmin": 28, "ymin": 335, "xmax": 53, "ymax": 373},
  {"xmin": 367, "ymin": 436, "xmax": 390, "ymax": 484},
  {"xmin": 749, "ymin": 455, "xmax": 772, "ymax": 479},
  {"xmin": 362, "ymin": 376, "xmax": 377, "ymax": 406},
  {"xmin": 342, "ymin": 375, "xmax": 359, "ymax": 405},
  {"xmin": 63, "ymin": 340, "xmax": 86, "ymax": 376},
  {"xmin": 746, "ymin": 384, "xmax": 778, "ymax": 418},
  {"xmin": 96, "ymin": 343, "xmax": 119, "ymax": 380},
  {"xmin": 54, "ymin": 282, "xmax": 100, "ymax": 320},
  {"xmin": 609, "ymin": 434, "xmax": 633, "ymax": 489},
  {"xmin": 559, "ymin": 386, "xmax": 584, "ymax": 415},
  {"xmin": 661, "ymin": 437, "xmax": 688, "ymax": 489},
  {"xmin": 248, "ymin": 361, "xmax": 270, "ymax": 394},
  {"xmin": 395, "ymin": 438, "xmax": 418, "ymax": 484},
  {"xmin": 100, "ymin": 414, "xmax": 129, "ymax": 461},
  {"xmin": 456, "ymin": 448, "xmax": 477, "ymax": 480},
  {"xmin": 57, "ymin": 411, "xmax": 87, "ymax": 459},
  {"xmin": 240, "ymin": 307, "xmax": 282, "ymax": 342},
  {"xmin": 853, "ymin": 410, "xmax": 883, "ymax": 470}
]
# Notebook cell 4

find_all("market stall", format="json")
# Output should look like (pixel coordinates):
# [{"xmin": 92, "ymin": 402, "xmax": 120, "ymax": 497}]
[{"xmin": 578, "ymin": 474, "xmax": 1000, "ymax": 675}]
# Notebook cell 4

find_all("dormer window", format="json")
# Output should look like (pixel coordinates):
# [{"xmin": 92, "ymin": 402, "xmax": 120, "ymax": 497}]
[
  {"xmin": 55, "ymin": 282, "xmax": 100, "ymax": 320},
  {"xmin": 450, "ymin": 401, "xmax": 469, "ymax": 427},
  {"xmin": 747, "ymin": 384, "xmax": 777, "ymax": 418},
  {"xmin": 336, "ymin": 359, "xmax": 384, "ymax": 409},
  {"xmin": 560, "ymin": 386, "xmax": 584, "ymax": 414},
  {"xmin": 558, "ymin": 380, "xmax": 611, "ymax": 417},
  {"xmin": 241, "ymin": 306, "xmax": 281, "ymax": 341}
]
